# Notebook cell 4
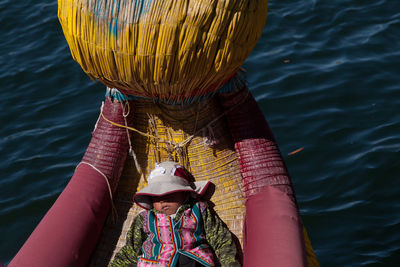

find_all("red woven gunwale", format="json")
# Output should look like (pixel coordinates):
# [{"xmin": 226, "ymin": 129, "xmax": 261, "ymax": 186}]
[
  {"xmin": 9, "ymin": 97, "xmax": 133, "ymax": 267},
  {"xmin": 218, "ymin": 88, "xmax": 294, "ymax": 199},
  {"xmin": 218, "ymin": 88, "xmax": 308, "ymax": 266}
]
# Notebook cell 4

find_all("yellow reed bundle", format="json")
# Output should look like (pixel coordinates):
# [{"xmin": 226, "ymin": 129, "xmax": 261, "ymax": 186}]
[{"xmin": 58, "ymin": 0, "xmax": 268, "ymax": 102}]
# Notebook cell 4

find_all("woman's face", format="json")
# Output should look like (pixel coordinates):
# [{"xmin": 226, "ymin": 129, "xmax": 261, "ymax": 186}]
[{"xmin": 152, "ymin": 192, "xmax": 188, "ymax": 215}]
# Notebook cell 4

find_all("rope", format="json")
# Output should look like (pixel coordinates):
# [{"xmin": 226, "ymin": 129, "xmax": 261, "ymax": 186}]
[
  {"xmin": 100, "ymin": 90, "xmax": 250, "ymax": 161},
  {"xmin": 119, "ymin": 100, "xmax": 146, "ymax": 184},
  {"xmin": 148, "ymin": 113, "xmax": 161, "ymax": 164},
  {"xmin": 76, "ymin": 162, "xmax": 118, "ymax": 223},
  {"xmin": 100, "ymin": 102, "xmax": 162, "ymax": 140}
]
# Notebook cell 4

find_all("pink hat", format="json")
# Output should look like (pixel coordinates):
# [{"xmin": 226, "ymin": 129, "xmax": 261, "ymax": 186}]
[{"xmin": 133, "ymin": 161, "xmax": 212, "ymax": 209}]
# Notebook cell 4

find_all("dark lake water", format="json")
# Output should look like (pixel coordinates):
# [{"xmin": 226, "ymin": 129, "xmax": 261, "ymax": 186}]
[{"xmin": 1, "ymin": 0, "xmax": 399, "ymax": 265}]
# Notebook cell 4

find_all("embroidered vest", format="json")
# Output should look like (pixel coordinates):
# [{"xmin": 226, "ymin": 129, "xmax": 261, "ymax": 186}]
[{"xmin": 138, "ymin": 202, "xmax": 214, "ymax": 267}]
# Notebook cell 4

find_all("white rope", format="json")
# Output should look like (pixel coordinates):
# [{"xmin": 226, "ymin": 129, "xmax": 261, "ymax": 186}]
[
  {"xmin": 92, "ymin": 102, "xmax": 103, "ymax": 133},
  {"xmin": 76, "ymin": 161, "xmax": 118, "ymax": 222},
  {"xmin": 100, "ymin": 89, "xmax": 250, "ymax": 167},
  {"xmin": 120, "ymin": 100, "xmax": 147, "ymax": 184}
]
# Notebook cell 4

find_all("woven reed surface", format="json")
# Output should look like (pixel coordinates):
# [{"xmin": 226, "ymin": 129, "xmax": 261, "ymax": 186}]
[
  {"xmin": 89, "ymin": 97, "xmax": 244, "ymax": 266},
  {"xmin": 218, "ymin": 88, "xmax": 294, "ymax": 199},
  {"xmin": 82, "ymin": 97, "xmax": 133, "ymax": 191},
  {"xmin": 58, "ymin": 0, "xmax": 268, "ymax": 101}
]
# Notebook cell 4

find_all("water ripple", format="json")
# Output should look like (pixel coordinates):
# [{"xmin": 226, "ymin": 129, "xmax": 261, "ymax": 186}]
[{"xmin": 1, "ymin": 0, "xmax": 400, "ymax": 265}]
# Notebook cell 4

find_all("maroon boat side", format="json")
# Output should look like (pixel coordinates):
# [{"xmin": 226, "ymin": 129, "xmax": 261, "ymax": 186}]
[
  {"xmin": 9, "ymin": 97, "xmax": 133, "ymax": 267},
  {"xmin": 219, "ymin": 87, "xmax": 308, "ymax": 267}
]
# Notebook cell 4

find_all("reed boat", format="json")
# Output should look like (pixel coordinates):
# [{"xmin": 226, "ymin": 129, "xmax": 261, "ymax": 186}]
[{"xmin": 9, "ymin": 0, "xmax": 319, "ymax": 266}]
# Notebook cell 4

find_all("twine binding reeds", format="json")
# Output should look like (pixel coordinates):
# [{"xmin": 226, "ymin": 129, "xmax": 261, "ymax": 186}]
[
  {"xmin": 58, "ymin": 0, "xmax": 268, "ymax": 102},
  {"xmin": 99, "ymin": 86, "xmax": 249, "ymax": 162}
]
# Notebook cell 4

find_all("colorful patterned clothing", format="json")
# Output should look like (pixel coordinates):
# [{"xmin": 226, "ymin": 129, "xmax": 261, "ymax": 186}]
[{"xmin": 110, "ymin": 199, "xmax": 241, "ymax": 267}]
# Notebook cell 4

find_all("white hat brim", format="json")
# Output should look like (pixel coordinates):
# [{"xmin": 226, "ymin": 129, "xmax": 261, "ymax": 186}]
[{"xmin": 134, "ymin": 180, "xmax": 211, "ymax": 209}]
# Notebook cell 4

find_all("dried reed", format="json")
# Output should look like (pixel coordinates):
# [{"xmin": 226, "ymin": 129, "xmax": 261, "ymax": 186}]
[{"xmin": 58, "ymin": 0, "xmax": 268, "ymax": 102}]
